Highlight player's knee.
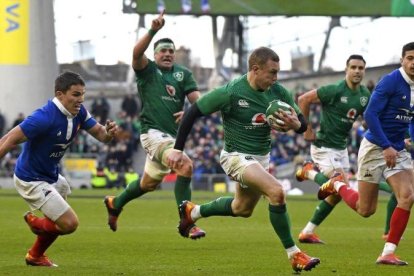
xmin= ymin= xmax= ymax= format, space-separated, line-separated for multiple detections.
xmin=142 ymin=182 xmax=159 ymax=192
xmin=179 ymin=160 xmax=193 ymax=177
xmin=267 ymin=188 xmax=285 ymax=205
xmin=232 ymin=207 xmax=253 ymax=218
xmin=59 ymin=219 xmax=79 ymax=234
xmin=397 ymin=193 xmax=414 ymax=209
xmin=230 ymin=201 xmax=254 ymax=217
xmin=238 ymin=212 xmax=253 ymax=218
xmin=141 ymin=179 xmax=161 ymax=192
xmin=358 ymin=208 xmax=375 ymax=218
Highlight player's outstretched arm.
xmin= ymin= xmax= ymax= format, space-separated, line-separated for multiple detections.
xmin=87 ymin=120 xmax=119 ymax=144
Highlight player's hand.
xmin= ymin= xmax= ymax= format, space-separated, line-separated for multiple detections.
xmin=404 ymin=138 xmax=412 ymax=149
xmin=275 ymin=107 xmax=300 ymax=131
xmin=167 ymin=149 xmax=184 ymax=169
xmin=303 ymin=127 xmax=316 ymax=142
xmin=383 ymin=146 xmax=398 ymax=168
xmin=151 ymin=9 xmax=165 ymax=32
xmin=105 ymin=119 xmax=118 ymax=138
xmin=174 ymin=111 xmax=184 ymax=123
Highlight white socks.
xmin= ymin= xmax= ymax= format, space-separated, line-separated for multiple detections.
xmin=333 ymin=180 xmax=346 ymax=191
xmin=190 ymin=205 xmax=201 ymax=221
xmin=286 ymin=246 xmax=301 ymax=259
xmin=382 ymin=242 xmax=397 ymax=256
xmin=307 ymin=170 xmax=318 ymax=181
xmin=302 ymin=222 xmax=317 ymax=234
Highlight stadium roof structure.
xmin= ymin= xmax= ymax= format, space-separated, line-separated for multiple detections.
xmin=123 ymin=0 xmax=412 ymax=17
xmin=122 ymin=0 xmax=413 ymax=75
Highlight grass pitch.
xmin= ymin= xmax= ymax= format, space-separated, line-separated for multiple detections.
xmin=0 ymin=188 xmax=412 ymax=275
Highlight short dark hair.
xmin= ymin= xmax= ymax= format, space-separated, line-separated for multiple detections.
xmin=402 ymin=42 xmax=414 ymax=57
xmin=346 ymin=54 xmax=366 ymax=66
xmin=248 ymin=47 xmax=279 ymax=71
xmin=153 ymin=38 xmax=175 ymax=50
xmin=55 ymin=71 xmax=85 ymax=93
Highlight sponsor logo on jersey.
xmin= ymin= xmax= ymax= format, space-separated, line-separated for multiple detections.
xmin=50 ymin=142 xmax=72 ymax=158
xmin=395 ymin=108 xmax=414 ymax=121
xmin=346 ymin=108 xmax=357 ymax=120
xmin=49 ymin=151 xmax=66 ymax=158
xmin=54 ymin=142 xmax=71 ymax=150
xmin=395 ymin=115 xmax=413 ymax=121
xmin=399 ymin=107 xmax=414 ymax=115
xmin=161 ymin=96 xmax=181 ymax=102
xmin=238 ymin=99 xmax=249 ymax=108
xmin=173 ymin=72 xmax=184 ymax=81
xmin=165 ymin=85 xmax=176 ymax=96
xmin=395 ymin=114 xmax=413 ymax=121
xmin=360 ymin=96 xmax=368 ymax=106
xmin=340 ymin=96 xmax=348 ymax=103
xmin=244 ymin=156 xmax=254 ymax=161
xmin=251 ymin=113 xmax=267 ymax=126
xmin=57 ymin=131 xmax=61 ymax=137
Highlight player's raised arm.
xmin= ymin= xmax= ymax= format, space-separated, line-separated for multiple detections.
xmin=132 ymin=10 xmax=166 ymax=71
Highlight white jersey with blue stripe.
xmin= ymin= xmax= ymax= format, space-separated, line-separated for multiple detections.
xmin=15 ymin=97 xmax=97 ymax=183
xmin=364 ymin=67 xmax=414 ymax=151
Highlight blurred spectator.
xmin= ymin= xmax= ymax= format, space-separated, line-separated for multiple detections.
xmin=366 ymin=79 xmax=376 ymax=93
xmin=121 ymin=94 xmax=139 ymax=118
xmin=105 ymin=145 xmax=120 ymax=171
xmin=114 ymin=142 xmax=133 ymax=172
xmin=119 ymin=115 xmax=141 ymax=152
xmin=1 ymin=147 xmax=21 ymax=176
xmin=124 ymin=166 xmax=139 ymax=188
xmin=91 ymin=166 xmax=108 ymax=189
xmin=12 ymin=112 xmax=25 ymax=128
xmin=0 ymin=110 xmax=5 ymax=136
xmin=91 ymin=91 xmax=110 ymax=124
xmin=105 ymin=166 xmax=122 ymax=189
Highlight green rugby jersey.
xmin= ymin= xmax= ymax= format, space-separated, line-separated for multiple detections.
xmin=197 ymin=74 xmax=301 ymax=155
xmin=391 ymin=0 xmax=414 ymax=16
xmin=314 ymin=80 xmax=371 ymax=150
xmin=135 ymin=60 xmax=198 ymax=136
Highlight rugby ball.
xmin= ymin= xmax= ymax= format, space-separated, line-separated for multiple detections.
xmin=266 ymin=100 xmax=292 ymax=132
